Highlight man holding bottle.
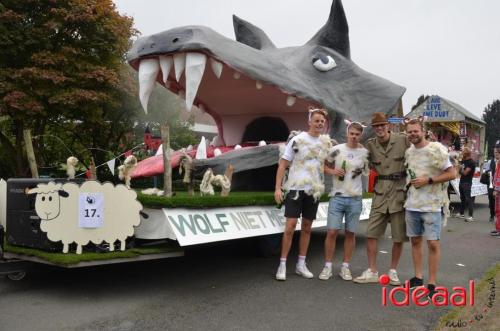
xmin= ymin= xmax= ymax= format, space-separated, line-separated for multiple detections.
xmin=354 ymin=112 xmax=410 ymax=285
xmin=319 ymin=121 xmax=369 ymax=280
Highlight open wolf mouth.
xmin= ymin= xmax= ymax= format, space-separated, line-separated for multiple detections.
xmin=128 ymin=48 xmax=319 ymax=146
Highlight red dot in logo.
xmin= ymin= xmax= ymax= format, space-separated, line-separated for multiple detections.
xmin=379 ymin=274 xmax=390 ymax=286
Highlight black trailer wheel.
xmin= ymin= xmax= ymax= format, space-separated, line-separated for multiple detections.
xmin=7 ymin=271 xmax=26 ymax=281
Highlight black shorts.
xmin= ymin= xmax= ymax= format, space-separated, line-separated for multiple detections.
xmin=284 ymin=190 xmax=320 ymax=220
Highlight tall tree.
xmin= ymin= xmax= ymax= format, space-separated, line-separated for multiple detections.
xmin=482 ymin=99 xmax=500 ymax=157
xmin=411 ymin=94 xmax=429 ymax=111
xmin=0 ymin=0 xmax=137 ymax=177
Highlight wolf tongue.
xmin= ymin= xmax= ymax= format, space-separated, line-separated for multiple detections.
xmin=185 ymin=52 xmax=207 ymax=111
xmin=138 ymin=58 xmax=160 ymax=113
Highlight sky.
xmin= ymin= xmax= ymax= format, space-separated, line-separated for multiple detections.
xmin=113 ymin=0 xmax=500 ymax=119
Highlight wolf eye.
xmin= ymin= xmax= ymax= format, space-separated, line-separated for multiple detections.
xmin=312 ymin=53 xmax=337 ymax=72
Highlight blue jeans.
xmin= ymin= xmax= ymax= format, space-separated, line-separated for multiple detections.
xmin=327 ymin=196 xmax=362 ymax=232
xmin=405 ymin=210 xmax=442 ymax=240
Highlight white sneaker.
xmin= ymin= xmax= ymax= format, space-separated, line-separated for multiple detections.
xmin=339 ymin=265 xmax=353 ymax=281
xmin=353 ymin=268 xmax=379 ymax=284
xmin=465 ymin=216 xmax=475 ymax=222
xmin=318 ymin=266 xmax=333 ymax=280
xmin=276 ymin=264 xmax=286 ymax=281
xmin=388 ymin=269 xmax=401 ymax=286
xmin=295 ymin=264 xmax=314 ymax=279
xmin=454 ymin=213 xmax=465 ymax=219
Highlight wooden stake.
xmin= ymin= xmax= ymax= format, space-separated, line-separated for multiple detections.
xmin=221 ymin=164 xmax=234 ymax=197
xmin=23 ymin=129 xmax=38 ymax=178
xmin=90 ymin=157 xmax=97 ymax=180
xmin=161 ymin=123 xmax=172 ymax=197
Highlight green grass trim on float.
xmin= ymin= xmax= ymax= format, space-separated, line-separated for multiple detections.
xmin=4 ymin=242 xmax=179 ymax=266
xmin=137 ymin=191 xmax=373 ymax=209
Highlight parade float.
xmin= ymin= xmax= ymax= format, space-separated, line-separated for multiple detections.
xmin=1 ymin=0 xmax=404 ymax=280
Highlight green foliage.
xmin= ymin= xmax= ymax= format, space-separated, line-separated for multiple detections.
xmin=411 ymin=94 xmax=429 ymax=111
xmin=0 ymin=0 xmax=139 ymax=178
xmin=482 ymin=99 xmax=500 ymax=157
xmin=4 ymin=241 xmax=181 ymax=266
xmin=137 ymin=191 xmax=373 ymax=209
xmin=132 ymin=83 xmax=198 ymax=152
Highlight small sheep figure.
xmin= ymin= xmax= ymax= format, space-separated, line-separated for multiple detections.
xmin=118 ymin=155 xmax=137 ymax=188
xmin=28 ymin=181 xmax=143 ymax=254
xmin=199 ymin=168 xmax=231 ymax=196
xmin=66 ymin=156 xmax=79 ymax=179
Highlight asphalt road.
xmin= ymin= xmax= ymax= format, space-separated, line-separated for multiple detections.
xmin=0 ymin=195 xmax=498 ymax=331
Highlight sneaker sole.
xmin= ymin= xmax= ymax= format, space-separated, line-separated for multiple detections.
xmin=295 ymin=270 xmax=314 ymax=279
xmin=276 ymin=277 xmax=286 ymax=281
xmin=409 ymin=285 xmax=425 ymax=290
xmin=318 ymin=275 xmax=332 ymax=280
xmin=353 ymin=278 xmax=378 ymax=284
xmin=389 ymin=280 xmax=401 ymax=286
xmin=339 ymin=273 xmax=353 ymax=281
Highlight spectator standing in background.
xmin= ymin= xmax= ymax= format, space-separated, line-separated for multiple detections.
xmin=483 ymin=151 xmax=497 ymax=223
xmin=491 ymin=146 xmax=500 ymax=237
xmin=456 ymin=148 xmax=476 ymax=222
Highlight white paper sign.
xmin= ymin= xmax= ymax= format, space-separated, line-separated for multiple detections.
xmin=450 ymin=179 xmax=460 ymax=197
xmin=165 ymin=199 xmax=372 ymax=246
xmin=450 ymin=178 xmax=487 ymax=197
xmin=471 ymin=177 xmax=488 ymax=197
xmin=78 ymin=192 xmax=104 ymax=228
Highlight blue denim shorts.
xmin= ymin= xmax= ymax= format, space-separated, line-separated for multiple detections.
xmin=327 ymin=196 xmax=362 ymax=232
xmin=405 ymin=210 xmax=442 ymax=240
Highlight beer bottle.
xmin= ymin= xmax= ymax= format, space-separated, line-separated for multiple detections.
xmin=408 ymin=169 xmax=420 ymax=189
xmin=339 ymin=160 xmax=347 ymax=181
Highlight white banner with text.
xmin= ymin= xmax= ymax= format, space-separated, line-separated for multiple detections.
xmin=164 ymin=199 xmax=372 ymax=246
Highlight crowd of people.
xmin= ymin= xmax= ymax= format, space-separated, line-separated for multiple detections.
xmin=273 ymin=108 xmax=500 ymax=300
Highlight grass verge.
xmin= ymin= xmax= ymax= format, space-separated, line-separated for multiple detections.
xmin=435 ymin=264 xmax=499 ymax=330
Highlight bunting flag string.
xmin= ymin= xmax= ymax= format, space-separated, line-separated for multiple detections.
xmin=75 ymin=143 xmax=144 ymax=178
xmin=106 ymin=159 xmax=116 ymax=176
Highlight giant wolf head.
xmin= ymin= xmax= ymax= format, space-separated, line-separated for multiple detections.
xmin=127 ymin=0 xmax=405 ymax=144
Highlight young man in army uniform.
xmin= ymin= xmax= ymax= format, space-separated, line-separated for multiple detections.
xmin=353 ymin=112 xmax=410 ymax=285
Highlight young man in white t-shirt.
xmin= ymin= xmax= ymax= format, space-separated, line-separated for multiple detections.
xmin=319 ymin=121 xmax=369 ymax=280
xmin=404 ymin=118 xmax=456 ymax=299
xmin=274 ymin=108 xmax=332 ymax=281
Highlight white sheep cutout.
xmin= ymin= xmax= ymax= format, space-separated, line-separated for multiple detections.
xmin=66 ymin=156 xmax=78 ymax=179
xmin=199 ymin=168 xmax=231 ymax=196
xmin=28 ymin=181 xmax=143 ymax=254
xmin=118 ymin=155 xmax=137 ymax=188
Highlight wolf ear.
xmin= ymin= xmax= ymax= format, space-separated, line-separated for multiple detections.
xmin=306 ymin=0 xmax=350 ymax=59
xmin=233 ymin=15 xmax=276 ymax=50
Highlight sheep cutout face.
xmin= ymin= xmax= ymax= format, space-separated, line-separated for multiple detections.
xmin=28 ymin=181 xmax=143 ymax=254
